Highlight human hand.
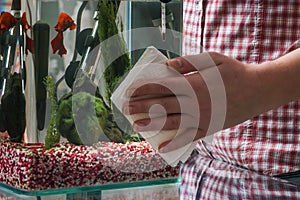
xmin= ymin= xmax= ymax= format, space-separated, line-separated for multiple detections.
xmin=123 ymin=52 xmax=271 ymax=153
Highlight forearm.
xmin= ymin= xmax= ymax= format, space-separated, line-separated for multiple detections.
xmin=254 ymin=48 xmax=300 ymax=112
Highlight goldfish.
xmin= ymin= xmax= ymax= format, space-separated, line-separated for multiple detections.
xmin=0 ymin=12 xmax=17 ymax=34
xmin=54 ymin=12 xmax=76 ymax=32
xmin=51 ymin=12 xmax=76 ymax=56
xmin=21 ymin=12 xmax=33 ymax=54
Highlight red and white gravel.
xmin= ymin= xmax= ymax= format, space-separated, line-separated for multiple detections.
xmin=0 ymin=140 xmax=179 ymax=191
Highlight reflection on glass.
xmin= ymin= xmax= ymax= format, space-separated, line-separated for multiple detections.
xmin=181 ymin=154 xmax=300 ymax=199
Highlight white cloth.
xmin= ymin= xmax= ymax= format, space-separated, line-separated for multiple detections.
xmin=111 ymin=46 xmax=198 ymax=166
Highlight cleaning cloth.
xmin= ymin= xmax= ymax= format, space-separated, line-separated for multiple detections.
xmin=111 ymin=46 xmax=202 ymax=166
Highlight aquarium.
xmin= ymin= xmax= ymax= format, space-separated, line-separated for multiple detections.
xmin=0 ymin=0 xmax=183 ymax=198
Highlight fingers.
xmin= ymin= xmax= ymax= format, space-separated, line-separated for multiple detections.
xmin=133 ymin=113 xmax=199 ymax=132
xmin=127 ymin=82 xmax=173 ymax=98
xmin=167 ymin=52 xmax=223 ymax=74
xmin=123 ymin=96 xmax=179 ymax=115
xmin=123 ymin=95 xmax=194 ymax=115
xmin=166 ymin=56 xmax=196 ymax=74
xmin=158 ymin=128 xmax=205 ymax=153
xmin=126 ymin=52 xmax=221 ymax=98
xmin=127 ymin=76 xmax=193 ymax=98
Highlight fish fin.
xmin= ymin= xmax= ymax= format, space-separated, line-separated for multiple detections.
xmin=51 ymin=32 xmax=66 ymax=56
xmin=25 ymin=34 xmax=34 ymax=54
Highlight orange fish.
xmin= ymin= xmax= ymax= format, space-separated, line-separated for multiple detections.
xmin=0 ymin=12 xmax=17 ymax=34
xmin=54 ymin=12 xmax=76 ymax=32
xmin=51 ymin=12 xmax=76 ymax=56
xmin=21 ymin=12 xmax=33 ymax=54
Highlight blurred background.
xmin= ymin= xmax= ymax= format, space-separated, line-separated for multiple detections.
xmin=0 ymin=0 xmax=12 ymax=12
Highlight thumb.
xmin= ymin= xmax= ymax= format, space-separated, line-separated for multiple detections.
xmin=167 ymin=52 xmax=221 ymax=74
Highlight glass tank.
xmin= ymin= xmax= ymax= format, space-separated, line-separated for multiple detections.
xmin=0 ymin=0 xmax=183 ymax=198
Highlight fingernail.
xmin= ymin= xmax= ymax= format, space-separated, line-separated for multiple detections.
xmin=126 ymin=88 xmax=135 ymax=97
xmin=122 ymin=104 xmax=133 ymax=115
xmin=167 ymin=58 xmax=182 ymax=71
xmin=158 ymin=140 xmax=171 ymax=153
xmin=133 ymin=120 xmax=150 ymax=131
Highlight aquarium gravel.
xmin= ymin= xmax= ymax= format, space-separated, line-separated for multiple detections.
xmin=0 ymin=140 xmax=179 ymax=191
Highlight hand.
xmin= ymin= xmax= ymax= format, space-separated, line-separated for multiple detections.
xmin=123 ymin=52 xmax=285 ymax=152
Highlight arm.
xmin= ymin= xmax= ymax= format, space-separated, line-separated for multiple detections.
xmin=123 ymin=49 xmax=300 ymax=152
xmin=254 ymin=48 xmax=300 ymax=110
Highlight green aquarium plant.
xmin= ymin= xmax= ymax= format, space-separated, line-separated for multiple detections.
xmin=98 ymin=0 xmax=131 ymax=105
xmin=56 ymin=91 xmax=139 ymax=145
xmin=44 ymin=75 xmax=60 ymax=150
xmin=56 ymin=91 xmax=120 ymax=145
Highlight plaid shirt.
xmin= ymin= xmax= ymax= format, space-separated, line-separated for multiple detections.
xmin=181 ymin=0 xmax=300 ymax=199
xmin=180 ymin=154 xmax=300 ymax=199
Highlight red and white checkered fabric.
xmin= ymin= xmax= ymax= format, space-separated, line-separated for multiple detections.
xmin=182 ymin=0 xmax=300 ymax=184
xmin=180 ymin=154 xmax=300 ymax=200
